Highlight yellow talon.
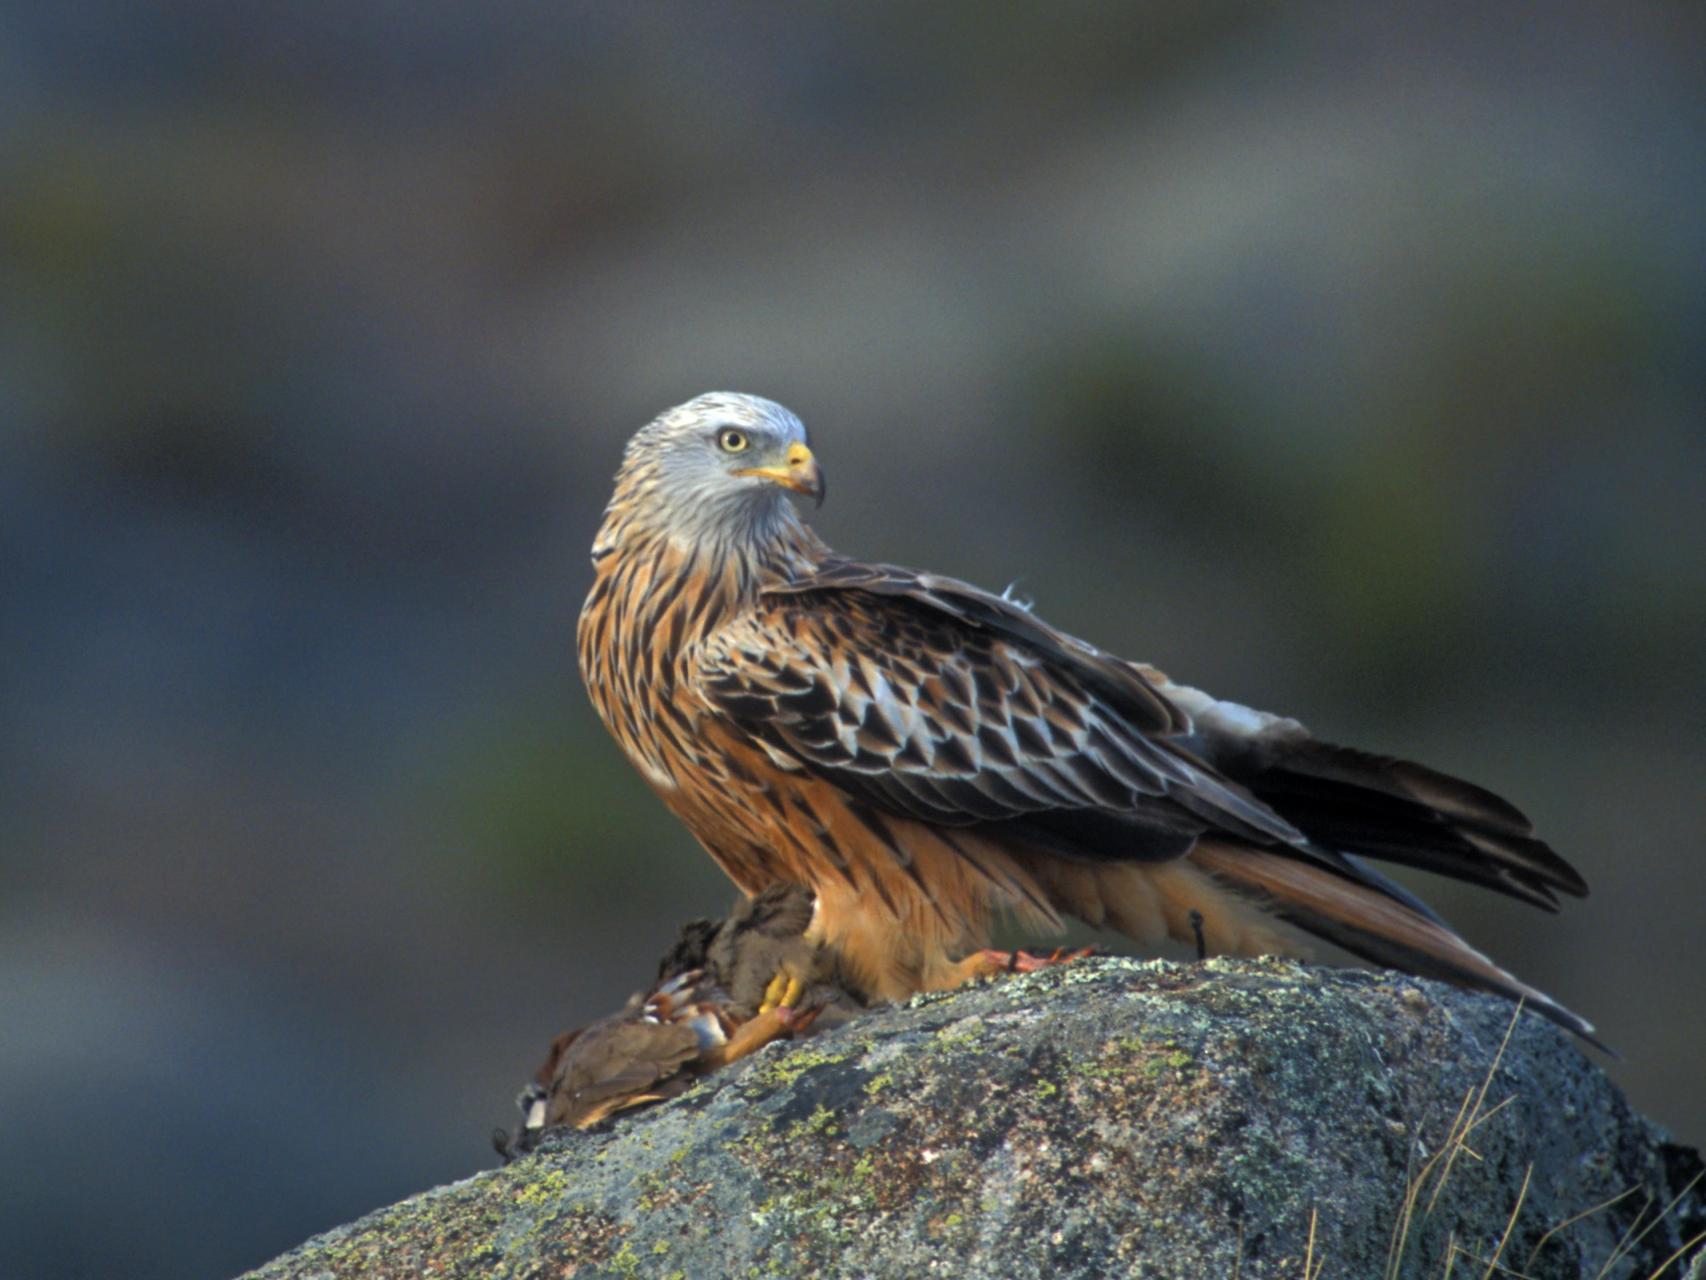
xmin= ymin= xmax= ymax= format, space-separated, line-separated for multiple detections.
xmin=758 ymin=972 xmax=804 ymax=1014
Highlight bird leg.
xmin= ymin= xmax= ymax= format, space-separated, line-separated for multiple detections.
xmin=949 ymin=945 xmax=1097 ymax=986
xmin=758 ymin=970 xmax=806 ymax=1014
xmin=708 ymin=949 xmax=825 ymax=1069
xmin=700 ymin=1004 xmax=819 ymax=1070
xmin=1188 ymin=909 xmax=1208 ymax=962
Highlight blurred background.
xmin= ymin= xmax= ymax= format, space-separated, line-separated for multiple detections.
xmin=3 ymin=2 xmax=1703 ymax=1276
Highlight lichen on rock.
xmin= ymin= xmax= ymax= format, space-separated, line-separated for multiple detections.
xmin=244 ymin=957 xmax=1705 ymax=1279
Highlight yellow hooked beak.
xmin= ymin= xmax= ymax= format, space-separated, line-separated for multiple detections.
xmin=734 ymin=441 xmax=826 ymax=507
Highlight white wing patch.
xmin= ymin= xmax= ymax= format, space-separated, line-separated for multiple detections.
xmin=1137 ymin=665 xmax=1307 ymax=743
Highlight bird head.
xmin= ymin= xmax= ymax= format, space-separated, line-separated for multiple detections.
xmin=602 ymin=393 xmax=826 ymax=553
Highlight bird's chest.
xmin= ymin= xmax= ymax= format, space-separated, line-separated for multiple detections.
xmin=578 ymin=563 xmax=729 ymax=794
xmin=663 ymin=744 xmax=785 ymax=847
xmin=600 ymin=711 xmax=805 ymax=897
xmin=586 ymin=648 xmax=708 ymax=794
xmin=578 ymin=552 xmax=811 ymax=887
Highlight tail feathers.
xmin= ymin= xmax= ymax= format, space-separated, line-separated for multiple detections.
xmin=1242 ymin=742 xmax=1588 ymax=911
xmin=1190 ymin=841 xmax=1603 ymax=1048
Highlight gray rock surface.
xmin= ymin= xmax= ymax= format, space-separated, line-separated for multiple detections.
xmin=245 ymin=957 xmax=1703 ymax=1279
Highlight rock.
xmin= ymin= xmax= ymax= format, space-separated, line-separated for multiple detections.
xmin=243 ymin=957 xmax=1704 ymax=1279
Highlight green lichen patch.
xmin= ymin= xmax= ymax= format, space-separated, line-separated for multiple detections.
xmin=748 ymin=1041 xmax=854 ymax=1089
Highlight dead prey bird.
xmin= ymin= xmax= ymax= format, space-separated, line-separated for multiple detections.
xmin=496 ymin=884 xmax=863 ymax=1158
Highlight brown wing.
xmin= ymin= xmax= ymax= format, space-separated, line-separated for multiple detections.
xmin=697 ymin=557 xmax=1384 ymax=886
xmin=693 ymin=557 xmax=1598 ymax=1040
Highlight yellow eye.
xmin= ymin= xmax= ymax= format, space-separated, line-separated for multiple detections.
xmin=718 ymin=428 xmax=750 ymax=453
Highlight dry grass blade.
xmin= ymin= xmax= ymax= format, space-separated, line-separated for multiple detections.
xmin=1644 ymin=1223 xmax=1706 ymax=1279
xmin=1443 ymin=1243 xmax=1537 ymax=1279
xmin=1388 ymin=1088 xmax=1475 ymax=1276
xmin=1387 ymin=1005 xmax=1526 ymax=1280
xmin=1427 ymin=1006 xmax=1523 ymax=1216
xmin=1303 ymin=1206 xmax=1323 ymax=1280
xmin=1598 ymin=1169 xmax=1706 ymax=1279
xmin=1480 ymin=1163 xmax=1533 ymax=1279
xmin=1597 ymin=1195 xmax=1656 ymax=1280
xmin=1522 ymin=1184 xmax=1640 ymax=1271
xmin=1298 ymin=997 xmax=1694 ymax=1280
